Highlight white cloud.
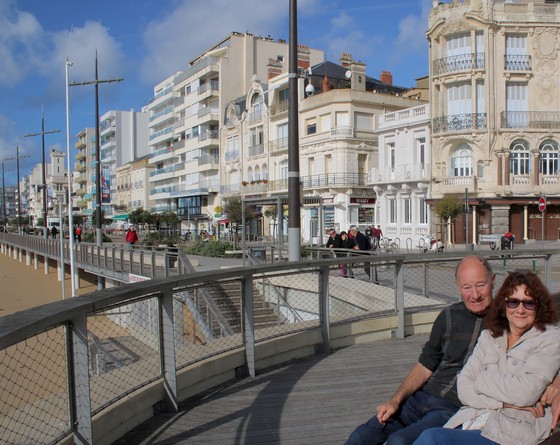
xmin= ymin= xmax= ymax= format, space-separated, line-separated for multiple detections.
xmin=391 ymin=0 xmax=431 ymax=64
xmin=139 ymin=0 xmax=320 ymax=85
xmin=0 ymin=0 xmax=45 ymax=87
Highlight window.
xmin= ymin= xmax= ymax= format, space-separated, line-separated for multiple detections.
xmin=417 ymin=137 xmax=426 ymax=168
xmin=278 ymin=88 xmax=289 ymax=103
xmin=185 ymin=84 xmax=191 ymax=95
xmin=506 ymin=83 xmax=528 ymax=127
xmin=419 ymin=198 xmax=428 ymax=224
xmin=448 ymin=82 xmax=472 ymax=116
xmin=280 ymin=160 xmax=288 ymax=180
xmin=388 ymin=142 xmax=396 ymax=169
xmin=335 ymin=111 xmax=349 ymax=128
xmin=510 ymin=139 xmax=530 ymax=175
xmin=505 ymin=35 xmax=529 ymax=70
xmin=539 ymin=140 xmax=559 ymax=176
xmin=477 ymin=160 xmax=485 ymax=178
xmin=404 ymin=198 xmax=412 ymax=224
xmin=450 ymin=144 xmax=473 ymax=176
xmin=250 ymin=126 xmax=263 ymax=146
xmin=389 ymin=199 xmax=397 ymax=224
xmin=306 ymin=118 xmax=317 ymax=135
xmin=447 ymin=33 xmax=471 ymax=58
xmin=355 ymin=112 xmax=373 ymax=131
xmin=320 ymin=114 xmax=331 ymax=132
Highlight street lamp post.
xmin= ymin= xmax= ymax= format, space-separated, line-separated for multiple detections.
xmin=65 ymin=59 xmax=77 ymax=297
xmin=288 ymin=0 xmax=302 ymax=261
xmin=69 ymin=51 xmax=123 ymax=290
xmin=1 ymin=162 xmax=13 ymax=227
xmin=24 ymin=109 xmax=61 ymax=238
xmin=69 ymin=51 xmax=123 ymax=249
xmin=4 ymin=145 xmax=30 ymax=234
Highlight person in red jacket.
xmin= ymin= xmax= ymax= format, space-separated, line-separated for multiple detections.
xmin=125 ymin=226 xmax=138 ymax=248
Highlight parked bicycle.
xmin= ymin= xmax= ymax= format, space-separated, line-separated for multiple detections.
xmin=379 ymin=236 xmax=399 ymax=253
xmin=418 ymin=234 xmax=444 ymax=253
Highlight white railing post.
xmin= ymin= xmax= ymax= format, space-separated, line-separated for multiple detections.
xmin=319 ymin=265 xmax=330 ymax=353
xmin=242 ymin=275 xmax=255 ymax=377
xmin=160 ymin=290 xmax=178 ymax=412
xmin=395 ymin=260 xmax=405 ymax=339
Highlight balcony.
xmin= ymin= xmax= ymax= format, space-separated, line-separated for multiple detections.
xmin=371 ymin=164 xmax=430 ymax=184
xmin=197 ymin=107 xmax=219 ymax=123
xmin=432 ymin=53 xmax=485 ymax=76
xmin=247 ymin=110 xmax=263 ymax=124
xmin=198 ymin=155 xmax=219 ymax=170
xmin=504 ymin=54 xmax=532 ymax=71
xmin=197 ymin=80 xmax=219 ymax=96
xmin=301 ymin=173 xmax=368 ymax=189
xmin=500 ymin=111 xmax=560 ymax=129
xmin=248 ymin=143 xmax=264 ymax=157
xmin=225 ymin=151 xmax=240 ymax=162
xmin=330 ymin=126 xmax=354 ymax=139
xmin=198 ymin=129 xmax=219 ymax=144
xmin=269 ymin=137 xmax=288 ymax=153
xmin=270 ymin=100 xmax=289 ymax=116
xmin=432 ymin=113 xmax=487 ymax=134
xmin=75 ymin=151 xmax=86 ymax=161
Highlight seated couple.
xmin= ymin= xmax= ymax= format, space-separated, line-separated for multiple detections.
xmin=345 ymin=256 xmax=560 ymax=445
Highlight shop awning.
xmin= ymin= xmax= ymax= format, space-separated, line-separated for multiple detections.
xmin=112 ymin=214 xmax=129 ymax=221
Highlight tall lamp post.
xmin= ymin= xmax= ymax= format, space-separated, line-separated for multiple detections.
xmin=25 ymin=109 xmax=61 ymax=238
xmin=288 ymin=0 xmax=302 ymax=261
xmin=1 ymin=162 xmax=13 ymax=227
xmin=70 ymin=51 xmax=123 ymax=290
xmin=4 ymin=144 xmax=30 ymax=234
xmin=65 ymin=59 xmax=77 ymax=297
xmin=69 ymin=51 xmax=123 ymax=248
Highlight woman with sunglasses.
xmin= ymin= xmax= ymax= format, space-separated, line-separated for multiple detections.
xmin=414 ymin=270 xmax=560 ymax=445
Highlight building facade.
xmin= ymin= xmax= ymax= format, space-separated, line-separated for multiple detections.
xmin=428 ymin=0 xmax=560 ymax=243
xmin=374 ymin=104 xmax=431 ymax=248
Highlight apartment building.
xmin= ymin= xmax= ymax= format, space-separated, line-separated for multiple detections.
xmin=428 ymin=0 xmax=560 ymax=243
xmin=374 ymin=104 xmax=431 ymax=247
xmin=146 ymin=32 xmax=324 ymax=234
xmin=115 ymin=155 xmax=154 ymax=217
xmin=98 ymin=110 xmax=150 ymax=218
xmin=74 ymin=128 xmax=96 ymax=217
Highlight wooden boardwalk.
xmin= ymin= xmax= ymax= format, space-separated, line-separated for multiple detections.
xmin=114 ymin=334 xmax=428 ymax=445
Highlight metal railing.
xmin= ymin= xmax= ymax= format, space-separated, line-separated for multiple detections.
xmin=432 ymin=113 xmax=487 ymax=133
xmin=432 ymin=52 xmax=485 ymax=76
xmin=0 ymin=235 xmax=557 ymax=445
xmin=500 ymin=111 xmax=560 ymax=129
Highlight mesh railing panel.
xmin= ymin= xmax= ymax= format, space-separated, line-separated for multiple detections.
xmin=0 ymin=326 xmax=70 ymax=445
xmin=88 ymin=298 xmax=162 ymax=414
xmin=174 ymin=279 xmax=244 ymax=368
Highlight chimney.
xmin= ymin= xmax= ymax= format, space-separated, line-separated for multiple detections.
xmin=339 ymin=52 xmax=353 ymax=68
xmin=267 ymin=58 xmax=283 ymax=80
xmin=350 ymin=61 xmax=367 ymax=92
xmin=322 ymin=74 xmax=331 ymax=93
xmin=381 ymin=70 xmax=393 ymax=85
xmin=297 ymin=44 xmax=310 ymax=70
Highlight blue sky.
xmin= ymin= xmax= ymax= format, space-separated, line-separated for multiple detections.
xmin=0 ymin=0 xmax=431 ymax=185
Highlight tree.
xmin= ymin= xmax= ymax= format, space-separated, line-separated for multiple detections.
xmin=158 ymin=211 xmax=180 ymax=227
xmin=223 ymin=197 xmax=257 ymax=249
xmin=435 ymin=195 xmax=463 ymax=222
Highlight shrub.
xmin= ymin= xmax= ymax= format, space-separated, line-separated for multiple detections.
xmin=83 ymin=232 xmax=112 ymax=243
xmin=181 ymin=240 xmax=233 ymax=257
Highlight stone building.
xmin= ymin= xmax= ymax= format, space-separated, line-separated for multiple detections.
xmin=427 ymin=0 xmax=560 ymax=243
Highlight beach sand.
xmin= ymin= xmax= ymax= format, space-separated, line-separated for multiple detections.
xmin=0 ymin=251 xmax=97 ymax=317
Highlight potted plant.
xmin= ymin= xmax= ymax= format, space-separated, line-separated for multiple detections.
xmin=242 ymin=181 xmax=248 ymax=186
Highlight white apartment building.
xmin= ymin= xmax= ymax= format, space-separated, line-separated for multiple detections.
xmin=428 ymin=0 xmax=560 ymax=243
xmin=146 ymin=32 xmax=324 ymax=234
xmin=74 ymin=128 xmax=96 ymax=217
xmin=98 ymin=110 xmax=150 ymax=218
xmin=374 ymin=104 xmax=431 ymax=248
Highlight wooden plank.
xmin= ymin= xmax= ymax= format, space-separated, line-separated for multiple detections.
xmin=113 ymin=334 xmax=428 ymax=445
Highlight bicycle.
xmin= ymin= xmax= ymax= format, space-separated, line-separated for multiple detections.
xmin=379 ymin=236 xmax=399 ymax=253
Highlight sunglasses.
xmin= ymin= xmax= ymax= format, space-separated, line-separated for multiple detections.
xmin=505 ymin=298 xmax=538 ymax=311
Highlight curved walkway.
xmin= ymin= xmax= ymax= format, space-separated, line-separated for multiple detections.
xmin=114 ymin=334 xmax=428 ymax=445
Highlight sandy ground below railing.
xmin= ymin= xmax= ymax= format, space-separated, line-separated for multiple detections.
xmin=0 ymin=252 xmax=97 ymax=317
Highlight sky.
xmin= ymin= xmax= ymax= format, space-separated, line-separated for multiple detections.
xmin=0 ymin=0 xmax=432 ymax=185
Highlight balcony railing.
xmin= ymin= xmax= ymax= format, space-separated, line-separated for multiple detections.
xmin=432 ymin=113 xmax=487 ymax=133
xmin=197 ymin=80 xmax=219 ymax=95
xmin=225 ymin=151 xmax=240 ymax=162
xmin=248 ymin=110 xmax=263 ymax=123
xmin=500 ymin=111 xmax=560 ymax=129
xmin=249 ymin=143 xmax=265 ymax=157
xmin=330 ymin=126 xmax=354 ymax=138
xmin=269 ymin=137 xmax=288 ymax=153
xmin=504 ymin=54 xmax=532 ymax=71
xmin=198 ymin=129 xmax=219 ymax=142
xmin=432 ymin=53 xmax=485 ymax=76
xmin=198 ymin=155 xmax=219 ymax=167
xmin=270 ymin=100 xmax=289 ymax=115
xmin=301 ymin=173 xmax=368 ymax=188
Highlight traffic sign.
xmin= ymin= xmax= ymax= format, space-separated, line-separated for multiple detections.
xmin=538 ymin=196 xmax=547 ymax=212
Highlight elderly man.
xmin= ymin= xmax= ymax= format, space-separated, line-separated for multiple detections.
xmin=345 ymin=255 xmax=496 ymax=445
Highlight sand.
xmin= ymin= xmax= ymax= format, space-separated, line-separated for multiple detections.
xmin=0 ymin=251 xmax=97 ymax=317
